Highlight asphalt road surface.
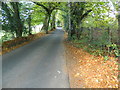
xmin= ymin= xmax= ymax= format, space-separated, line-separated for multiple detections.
xmin=2 ymin=28 xmax=70 ymax=88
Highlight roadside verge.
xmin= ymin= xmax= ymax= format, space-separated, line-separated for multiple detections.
xmin=64 ymin=33 xmax=118 ymax=88
xmin=1 ymin=28 xmax=55 ymax=55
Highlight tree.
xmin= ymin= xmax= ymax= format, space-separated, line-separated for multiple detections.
xmin=68 ymin=2 xmax=92 ymax=39
xmin=28 ymin=14 xmax=32 ymax=35
xmin=117 ymin=2 xmax=120 ymax=46
xmin=50 ymin=10 xmax=57 ymax=29
xmin=2 ymin=2 xmax=23 ymax=37
xmin=33 ymin=2 xmax=61 ymax=34
xmin=10 ymin=2 xmax=23 ymax=37
xmin=2 ymin=2 xmax=16 ymax=34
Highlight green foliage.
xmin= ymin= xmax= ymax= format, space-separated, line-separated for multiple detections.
xmin=104 ymin=56 xmax=109 ymax=61
xmin=31 ymin=5 xmax=45 ymax=26
xmin=66 ymin=1 xmax=119 ymax=57
xmin=1 ymin=1 xmax=119 ymax=59
xmin=107 ymin=43 xmax=120 ymax=57
xmin=2 ymin=32 xmax=14 ymax=42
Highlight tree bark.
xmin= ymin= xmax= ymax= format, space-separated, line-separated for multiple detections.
xmin=118 ymin=12 xmax=120 ymax=46
xmin=117 ymin=4 xmax=120 ymax=64
xmin=51 ymin=12 xmax=56 ymax=29
xmin=28 ymin=14 xmax=32 ymax=35
xmin=11 ymin=2 xmax=23 ymax=37
xmin=45 ymin=14 xmax=51 ymax=34
xmin=68 ymin=2 xmax=92 ymax=40
xmin=41 ymin=15 xmax=48 ymax=31
xmin=2 ymin=3 xmax=17 ymax=33
xmin=41 ymin=14 xmax=51 ymax=34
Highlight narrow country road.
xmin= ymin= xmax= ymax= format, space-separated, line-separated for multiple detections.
xmin=2 ymin=28 xmax=70 ymax=88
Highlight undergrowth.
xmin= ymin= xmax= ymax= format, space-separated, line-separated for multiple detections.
xmin=70 ymin=35 xmax=120 ymax=59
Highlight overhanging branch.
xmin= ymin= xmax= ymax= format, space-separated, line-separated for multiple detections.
xmin=81 ymin=9 xmax=92 ymax=20
xmin=33 ymin=2 xmax=49 ymax=13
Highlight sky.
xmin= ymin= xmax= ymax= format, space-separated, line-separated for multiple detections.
xmin=107 ymin=0 xmax=117 ymax=18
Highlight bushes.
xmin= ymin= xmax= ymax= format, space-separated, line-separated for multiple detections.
xmin=70 ymin=27 xmax=120 ymax=57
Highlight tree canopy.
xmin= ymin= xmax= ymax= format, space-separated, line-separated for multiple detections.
xmin=1 ymin=1 xmax=119 ymax=51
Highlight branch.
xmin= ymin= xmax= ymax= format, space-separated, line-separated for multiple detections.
xmin=2 ymin=2 xmax=13 ymax=19
xmin=2 ymin=2 xmax=14 ymax=15
xmin=33 ymin=2 xmax=49 ymax=13
xmin=51 ymin=2 xmax=61 ymax=12
xmin=81 ymin=9 xmax=92 ymax=20
xmin=2 ymin=2 xmax=16 ymax=29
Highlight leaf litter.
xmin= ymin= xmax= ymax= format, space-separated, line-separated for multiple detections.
xmin=64 ymin=41 xmax=119 ymax=88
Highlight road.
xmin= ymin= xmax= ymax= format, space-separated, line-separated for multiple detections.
xmin=2 ymin=28 xmax=70 ymax=88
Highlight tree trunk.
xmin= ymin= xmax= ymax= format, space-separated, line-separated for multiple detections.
xmin=118 ymin=5 xmax=120 ymax=64
xmin=118 ymin=12 xmax=120 ymax=46
xmin=11 ymin=2 xmax=23 ymax=37
xmin=68 ymin=2 xmax=91 ymax=40
xmin=45 ymin=14 xmax=51 ymax=34
xmin=41 ymin=14 xmax=51 ymax=34
xmin=41 ymin=15 xmax=48 ymax=31
xmin=68 ymin=2 xmax=76 ymax=40
xmin=108 ymin=27 xmax=112 ymax=43
xmin=51 ymin=12 xmax=56 ymax=29
xmin=28 ymin=14 xmax=32 ymax=35
xmin=2 ymin=3 xmax=17 ymax=34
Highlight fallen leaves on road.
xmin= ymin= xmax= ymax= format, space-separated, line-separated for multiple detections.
xmin=65 ymin=42 xmax=119 ymax=88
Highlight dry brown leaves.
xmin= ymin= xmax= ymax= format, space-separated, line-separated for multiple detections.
xmin=65 ymin=42 xmax=119 ymax=88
